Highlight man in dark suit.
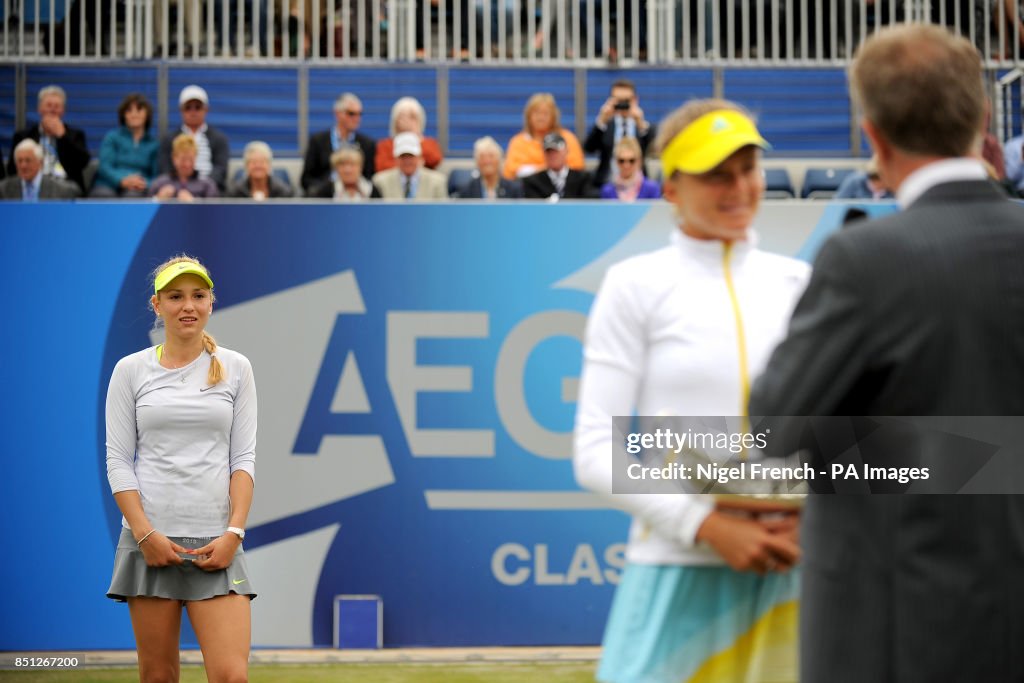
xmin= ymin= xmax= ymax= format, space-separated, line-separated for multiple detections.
xmin=523 ymin=133 xmax=594 ymax=200
xmin=159 ymin=85 xmax=231 ymax=192
xmin=301 ymin=92 xmax=376 ymax=193
xmin=1 ymin=139 xmax=81 ymax=199
xmin=749 ymin=24 xmax=1024 ymax=682
xmin=7 ymin=85 xmax=90 ymax=193
xmin=582 ymin=79 xmax=655 ymax=188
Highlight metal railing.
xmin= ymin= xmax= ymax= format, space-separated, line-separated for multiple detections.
xmin=3 ymin=0 xmax=1024 ymax=65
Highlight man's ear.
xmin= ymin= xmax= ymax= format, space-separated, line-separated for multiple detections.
xmin=861 ymin=119 xmax=890 ymax=167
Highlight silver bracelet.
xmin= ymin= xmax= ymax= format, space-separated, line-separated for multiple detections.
xmin=137 ymin=529 xmax=157 ymax=547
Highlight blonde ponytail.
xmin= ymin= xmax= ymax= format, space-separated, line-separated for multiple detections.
xmin=203 ymin=332 xmax=225 ymax=386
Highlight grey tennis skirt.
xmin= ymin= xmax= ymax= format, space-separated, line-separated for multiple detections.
xmin=107 ymin=528 xmax=257 ymax=602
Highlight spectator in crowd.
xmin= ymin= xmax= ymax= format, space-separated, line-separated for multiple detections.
xmin=584 ymin=79 xmax=655 ymax=188
xmin=600 ymin=137 xmax=660 ymax=200
xmin=456 ymin=136 xmax=523 ymax=199
xmin=375 ymin=97 xmax=444 ymax=172
xmin=1 ymin=139 xmax=81 ymax=200
xmin=1 ymin=146 xmax=6 ymax=179
xmin=373 ymin=132 xmax=448 ymax=200
xmin=91 ymin=93 xmax=160 ymax=199
xmin=302 ymin=92 xmax=376 ymax=192
xmin=415 ymin=0 xmax=471 ymax=59
xmin=579 ymin=0 xmax=648 ymax=61
xmin=1004 ymin=129 xmax=1024 ymax=195
xmin=7 ymin=85 xmax=91 ymax=193
xmin=311 ymin=147 xmax=382 ymax=200
xmin=215 ymin=0 xmax=269 ymax=56
xmin=834 ymin=156 xmax=893 ymax=199
xmin=996 ymin=0 xmax=1024 ymax=57
xmin=228 ymin=142 xmax=295 ymax=199
xmin=150 ymin=134 xmax=219 ymax=201
xmin=504 ymin=93 xmax=585 ymax=179
xmin=523 ymin=132 xmax=594 ymax=199
xmin=474 ymin=0 xmax=516 ymax=56
xmin=159 ymin=85 xmax=230 ymax=192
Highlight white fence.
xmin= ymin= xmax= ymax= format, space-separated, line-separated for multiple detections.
xmin=6 ymin=0 xmax=1024 ymax=64
xmin=3 ymin=0 xmax=1024 ymax=65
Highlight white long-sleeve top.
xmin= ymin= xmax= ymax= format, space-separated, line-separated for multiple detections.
xmin=106 ymin=345 xmax=257 ymax=537
xmin=574 ymin=229 xmax=810 ymax=565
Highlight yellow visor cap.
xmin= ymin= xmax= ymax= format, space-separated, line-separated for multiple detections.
xmin=661 ymin=109 xmax=770 ymax=177
xmin=154 ymin=262 xmax=215 ymax=293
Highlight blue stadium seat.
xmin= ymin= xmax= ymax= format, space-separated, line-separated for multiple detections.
xmin=763 ymin=168 xmax=794 ymax=198
xmin=801 ymin=167 xmax=856 ymax=199
xmin=448 ymin=168 xmax=477 ymax=197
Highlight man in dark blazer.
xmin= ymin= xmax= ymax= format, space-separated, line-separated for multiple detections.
xmin=1 ymin=139 xmax=81 ymax=199
xmin=301 ymin=92 xmax=376 ymax=193
xmin=159 ymin=85 xmax=231 ymax=192
xmin=582 ymin=79 xmax=655 ymax=188
xmin=750 ymin=24 xmax=1024 ymax=682
xmin=7 ymin=85 xmax=90 ymax=193
xmin=523 ymin=133 xmax=595 ymax=200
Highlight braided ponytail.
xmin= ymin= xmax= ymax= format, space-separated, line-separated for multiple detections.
xmin=203 ymin=331 xmax=225 ymax=386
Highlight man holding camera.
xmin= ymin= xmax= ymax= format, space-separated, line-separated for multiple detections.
xmin=583 ymin=79 xmax=656 ymax=188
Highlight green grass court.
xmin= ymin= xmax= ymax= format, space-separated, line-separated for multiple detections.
xmin=0 ymin=662 xmax=598 ymax=682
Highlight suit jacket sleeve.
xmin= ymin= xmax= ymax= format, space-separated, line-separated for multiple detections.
xmin=426 ymin=171 xmax=448 ymax=199
xmin=56 ymin=126 xmax=90 ymax=188
xmin=208 ymin=127 xmax=230 ymax=190
xmin=301 ymin=133 xmax=327 ymax=191
xmin=360 ymin=134 xmax=377 ymax=178
xmin=583 ymin=123 xmax=607 ymax=154
xmin=158 ymin=133 xmax=174 ymax=176
xmin=749 ymin=234 xmax=870 ymax=428
xmin=522 ymin=173 xmax=550 ymax=199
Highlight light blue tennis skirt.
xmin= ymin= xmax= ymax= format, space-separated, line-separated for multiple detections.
xmin=597 ymin=563 xmax=799 ymax=683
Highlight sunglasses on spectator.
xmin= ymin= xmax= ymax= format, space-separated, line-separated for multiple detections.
xmin=617 ymin=157 xmax=638 ymax=164
xmin=345 ymin=110 xmax=363 ymax=116
xmin=182 ymin=102 xmax=205 ymax=111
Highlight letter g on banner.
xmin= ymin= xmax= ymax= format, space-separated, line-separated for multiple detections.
xmin=495 ymin=311 xmax=587 ymax=459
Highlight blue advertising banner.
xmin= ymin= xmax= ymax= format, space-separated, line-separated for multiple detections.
xmin=0 ymin=200 xmax=893 ymax=650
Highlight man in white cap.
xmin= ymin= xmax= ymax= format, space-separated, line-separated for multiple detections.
xmin=159 ymin=85 xmax=230 ymax=192
xmin=372 ymin=132 xmax=447 ymax=200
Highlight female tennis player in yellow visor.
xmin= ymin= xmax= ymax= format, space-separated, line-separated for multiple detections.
xmin=574 ymin=99 xmax=810 ymax=683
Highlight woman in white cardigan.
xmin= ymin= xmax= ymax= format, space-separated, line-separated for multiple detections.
xmin=574 ymin=99 xmax=810 ymax=683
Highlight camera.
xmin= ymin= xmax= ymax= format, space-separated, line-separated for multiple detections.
xmin=614 ymin=100 xmax=631 ymax=111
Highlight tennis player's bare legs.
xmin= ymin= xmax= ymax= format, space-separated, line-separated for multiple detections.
xmin=187 ymin=593 xmax=251 ymax=683
xmin=128 ymin=596 xmax=183 ymax=683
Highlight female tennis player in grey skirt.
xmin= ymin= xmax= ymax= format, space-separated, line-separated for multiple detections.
xmin=105 ymin=254 xmax=257 ymax=683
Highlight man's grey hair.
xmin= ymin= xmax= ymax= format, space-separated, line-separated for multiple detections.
xmin=38 ymin=85 xmax=67 ymax=107
xmin=333 ymin=93 xmax=362 ymax=112
xmin=473 ymin=136 xmax=504 ymax=164
xmin=15 ymin=138 xmax=44 ymax=160
xmin=243 ymin=140 xmax=274 ymax=165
